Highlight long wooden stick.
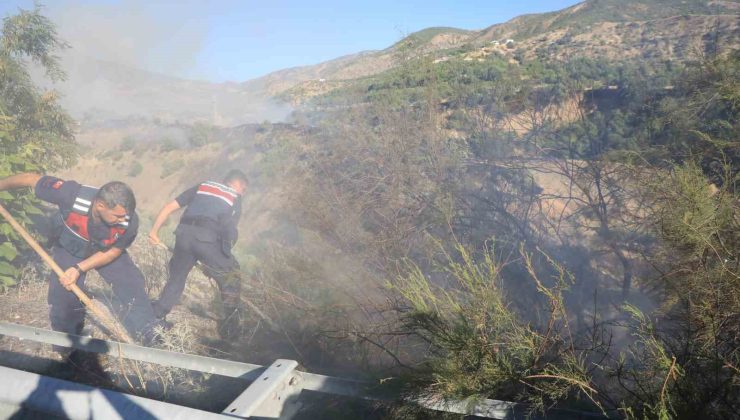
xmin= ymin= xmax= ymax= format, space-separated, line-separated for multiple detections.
xmin=0 ymin=203 xmax=133 ymax=343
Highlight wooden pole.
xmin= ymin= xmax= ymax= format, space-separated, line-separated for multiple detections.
xmin=0 ymin=203 xmax=133 ymax=343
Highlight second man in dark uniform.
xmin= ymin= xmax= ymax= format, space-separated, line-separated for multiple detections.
xmin=148 ymin=170 xmax=248 ymax=338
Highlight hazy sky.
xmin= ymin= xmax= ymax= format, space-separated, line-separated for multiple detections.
xmin=1 ymin=1 xmax=580 ymax=82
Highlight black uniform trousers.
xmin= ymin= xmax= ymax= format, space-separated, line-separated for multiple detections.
xmin=49 ymin=246 xmax=160 ymax=345
xmin=152 ymin=225 xmax=241 ymax=336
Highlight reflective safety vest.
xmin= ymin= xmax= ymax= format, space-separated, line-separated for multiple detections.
xmin=55 ymin=185 xmax=129 ymax=258
xmin=180 ymin=181 xmax=239 ymax=226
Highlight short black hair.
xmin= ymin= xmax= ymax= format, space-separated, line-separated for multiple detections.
xmin=96 ymin=181 xmax=136 ymax=214
xmin=223 ymin=169 xmax=249 ymax=186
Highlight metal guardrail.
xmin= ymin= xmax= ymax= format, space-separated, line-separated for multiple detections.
xmin=0 ymin=322 xmax=266 ymax=380
xmin=0 ymin=321 xmax=594 ymax=419
xmin=0 ymin=365 xmax=231 ymax=419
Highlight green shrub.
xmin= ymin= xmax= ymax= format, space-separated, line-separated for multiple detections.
xmin=119 ymin=136 xmax=136 ymax=151
xmin=188 ymin=123 xmax=216 ymax=148
xmin=160 ymin=158 xmax=183 ymax=178
xmin=100 ymin=149 xmax=123 ymax=160
xmin=127 ymin=161 xmax=143 ymax=177
xmin=391 ymin=243 xmax=599 ymax=414
xmin=160 ymin=137 xmax=178 ymax=152
xmin=0 ymin=6 xmax=76 ymax=290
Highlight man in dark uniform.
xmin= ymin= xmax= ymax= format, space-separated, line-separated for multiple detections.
xmin=148 ymin=169 xmax=248 ymax=338
xmin=0 ymin=172 xmax=161 ymax=347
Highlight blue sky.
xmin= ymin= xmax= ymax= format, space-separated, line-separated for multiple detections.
xmin=1 ymin=1 xmax=580 ymax=82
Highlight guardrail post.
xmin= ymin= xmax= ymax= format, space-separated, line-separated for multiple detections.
xmin=222 ymin=359 xmax=302 ymax=419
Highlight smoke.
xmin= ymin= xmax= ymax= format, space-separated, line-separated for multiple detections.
xmin=28 ymin=1 xmax=292 ymax=125
xmin=47 ymin=0 xmax=206 ymax=78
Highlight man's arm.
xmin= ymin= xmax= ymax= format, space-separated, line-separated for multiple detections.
xmin=0 ymin=173 xmax=42 ymax=191
xmin=148 ymin=200 xmax=181 ymax=245
xmin=220 ymin=198 xmax=243 ymax=255
xmin=58 ymin=248 xmax=124 ymax=289
xmin=79 ymin=248 xmax=123 ymax=272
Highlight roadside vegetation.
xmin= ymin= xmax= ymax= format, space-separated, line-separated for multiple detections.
xmin=269 ymin=43 xmax=739 ymax=418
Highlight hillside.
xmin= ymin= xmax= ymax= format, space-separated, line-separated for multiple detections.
xmin=56 ymin=0 xmax=740 ymax=240
xmin=276 ymin=0 xmax=740 ymax=102
xmin=475 ymin=0 xmax=740 ymax=41
xmin=42 ymin=0 xmax=739 ymax=123
xmin=512 ymin=14 xmax=739 ymax=62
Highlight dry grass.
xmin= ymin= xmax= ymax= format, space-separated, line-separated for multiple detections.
xmin=97 ymin=322 xmax=209 ymax=399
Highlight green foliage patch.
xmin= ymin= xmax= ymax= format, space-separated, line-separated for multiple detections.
xmin=0 ymin=6 xmax=76 ymax=290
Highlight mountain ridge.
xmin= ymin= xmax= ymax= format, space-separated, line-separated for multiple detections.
xmin=42 ymin=0 xmax=739 ymax=125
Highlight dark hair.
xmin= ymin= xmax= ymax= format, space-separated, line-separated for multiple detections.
xmin=223 ymin=169 xmax=249 ymax=187
xmin=96 ymin=181 xmax=136 ymax=214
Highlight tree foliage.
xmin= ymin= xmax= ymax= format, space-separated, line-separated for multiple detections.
xmin=0 ymin=7 xmax=76 ymax=289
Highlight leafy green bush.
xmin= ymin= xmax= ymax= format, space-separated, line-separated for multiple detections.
xmin=391 ymin=243 xmax=600 ymax=415
xmin=188 ymin=123 xmax=216 ymax=148
xmin=613 ymin=305 xmax=685 ymax=420
xmin=0 ymin=7 xmax=75 ymax=290
xmin=159 ymin=137 xmax=178 ymax=152
xmin=100 ymin=149 xmax=123 ymax=160
xmin=160 ymin=158 xmax=183 ymax=178
xmin=119 ymin=135 xmax=136 ymax=151
xmin=127 ymin=161 xmax=143 ymax=177
xmin=656 ymin=163 xmax=734 ymax=254
xmin=632 ymin=158 xmax=740 ymax=419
